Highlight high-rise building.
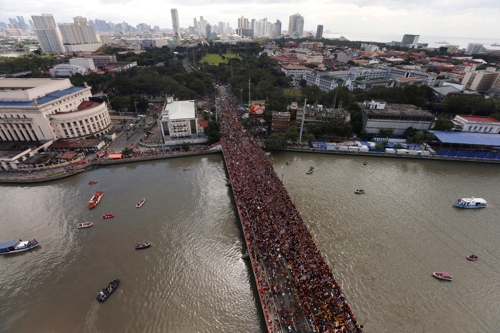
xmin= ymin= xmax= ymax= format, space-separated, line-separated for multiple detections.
xmin=275 ymin=19 xmax=282 ymax=36
xmin=206 ymin=24 xmax=211 ymax=38
xmin=288 ymin=13 xmax=304 ymax=39
xmin=316 ymin=25 xmax=323 ymax=40
xmin=193 ymin=17 xmax=198 ymax=35
xmin=218 ymin=22 xmax=226 ymax=34
xmin=238 ymin=16 xmax=249 ymax=29
xmin=171 ymin=9 xmax=181 ymax=43
xmin=198 ymin=16 xmax=207 ymax=36
xmin=73 ymin=16 xmax=98 ymax=44
xmin=465 ymin=43 xmax=484 ymax=55
xmin=401 ymin=34 xmax=419 ymax=46
xmin=32 ymin=14 xmax=65 ymax=54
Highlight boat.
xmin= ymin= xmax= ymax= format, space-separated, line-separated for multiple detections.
xmin=135 ymin=242 xmax=151 ymax=249
xmin=454 ymin=197 xmax=487 ymax=209
xmin=96 ymin=279 xmax=120 ymax=302
xmin=306 ymin=166 xmax=314 ymax=174
xmin=0 ymin=239 xmax=39 ymax=255
xmin=466 ymin=254 xmax=478 ymax=261
xmin=136 ymin=198 xmax=145 ymax=208
xmin=363 ymin=161 xmax=367 ymax=165
xmin=77 ymin=222 xmax=93 ymax=229
xmin=89 ymin=180 xmax=97 ymax=185
xmin=435 ymin=41 xmax=449 ymax=44
xmin=432 ymin=272 xmax=452 ymax=281
xmin=88 ymin=191 xmax=104 ymax=209
xmin=491 ymin=43 xmax=500 ymax=47
xmin=102 ymin=214 xmax=114 ymax=219
xmin=354 ymin=189 xmax=365 ymax=194
xmin=286 ymin=161 xmax=289 ymax=165
xmin=183 ymin=167 xmax=190 ymax=171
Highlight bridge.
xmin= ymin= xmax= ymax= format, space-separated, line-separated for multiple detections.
xmin=217 ymin=85 xmax=363 ymax=333
xmin=2 ymin=71 xmax=32 ymax=78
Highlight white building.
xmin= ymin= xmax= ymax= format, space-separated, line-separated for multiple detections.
xmin=465 ymin=43 xmax=484 ymax=55
xmin=159 ymin=100 xmax=198 ymax=140
xmin=171 ymin=9 xmax=181 ymax=43
xmin=461 ymin=67 xmax=500 ymax=93
xmin=0 ymin=79 xmax=112 ymax=142
xmin=452 ymin=115 xmax=500 ymax=133
xmin=32 ymin=14 xmax=65 ymax=54
xmin=69 ymin=58 xmax=96 ymax=71
xmin=49 ymin=64 xmax=86 ymax=77
xmin=281 ymin=65 xmax=310 ymax=77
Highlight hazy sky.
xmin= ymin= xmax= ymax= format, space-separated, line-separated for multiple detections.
xmin=1 ymin=0 xmax=499 ymax=39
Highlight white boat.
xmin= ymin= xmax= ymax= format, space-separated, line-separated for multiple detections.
xmin=491 ymin=42 xmax=500 ymax=47
xmin=433 ymin=272 xmax=452 ymax=281
xmin=0 ymin=239 xmax=39 ymax=254
xmin=454 ymin=197 xmax=487 ymax=209
xmin=435 ymin=41 xmax=449 ymax=44
xmin=306 ymin=167 xmax=314 ymax=174
xmin=136 ymin=198 xmax=146 ymax=208
xmin=77 ymin=222 xmax=93 ymax=229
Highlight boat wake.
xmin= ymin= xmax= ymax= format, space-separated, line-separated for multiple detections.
xmin=83 ymin=302 xmax=100 ymax=333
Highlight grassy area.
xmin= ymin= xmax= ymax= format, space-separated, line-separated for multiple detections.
xmin=201 ymin=53 xmax=242 ymax=65
xmin=284 ymin=88 xmax=301 ymax=97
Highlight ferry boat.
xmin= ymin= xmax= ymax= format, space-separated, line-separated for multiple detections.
xmin=435 ymin=41 xmax=449 ymax=44
xmin=491 ymin=42 xmax=500 ymax=47
xmin=306 ymin=166 xmax=314 ymax=174
xmin=432 ymin=271 xmax=452 ymax=281
xmin=454 ymin=197 xmax=487 ymax=209
xmin=136 ymin=198 xmax=145 ymax=208
xmin=135 ymin=241 xmax=151 ymax=249
xmin=77 ymin=222 xmax=93 ymax=229
xmin=102 ymin=214 xmax=114 ymax=219
xmin=96 ymin=279 xmax=120 ymax=303
xmin=0 ymin=239 xmax=39 ymax=254
xmin=88 ymin=192 xmax=104 ymax=209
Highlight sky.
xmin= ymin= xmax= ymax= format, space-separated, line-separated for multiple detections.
xmin=1 ymin=0 xmax=499 ymax=39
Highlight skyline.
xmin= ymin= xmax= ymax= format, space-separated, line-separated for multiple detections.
xmin=0 ymin=0 xmax=499 ymax=39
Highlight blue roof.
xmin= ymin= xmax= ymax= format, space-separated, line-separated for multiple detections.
xmin=0 ymin=240 xmax=18 ymax=249
xmin=37 ymin=87 xmax=85 ymax=105
xmin=431 ymin=131 xmax=500 ymax=146
xmin=0 ymin=87 xmax=85 ymax=107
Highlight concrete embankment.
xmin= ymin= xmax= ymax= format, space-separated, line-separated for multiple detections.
xmin=283 ymin=147 xmax=500 ymax=164
xmin=0 ymin=150 xmax=220 ymax=184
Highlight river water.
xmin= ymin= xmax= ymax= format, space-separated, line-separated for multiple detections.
xmin=1 ymin=152 xmax=500 ymax=332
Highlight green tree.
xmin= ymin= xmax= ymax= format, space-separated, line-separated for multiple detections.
xmin=204 ymin=120 xmax=221 ymax=144
xmin=122 ymin=147 xmax=133 ymax=156
xmin=301 ymin=133 xmax=316 ymax=142
xmin=181 ymin=141 xmax=191 ymax=152
xmin=285 ymin=125 xmax=299 ymax=141
xmin=432 ymin=117 xmax=455 ymax=131
xmin=379 ymin=129 xmax=394 ymax=137
xmin=264 ymin=133 xmax=287 ymax=150
xmin=299 ymin=79 xmax=307 ymax=88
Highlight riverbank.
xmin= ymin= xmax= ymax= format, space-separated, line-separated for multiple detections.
xmin=0 ymin=150 xmax=220 ymax=184
xmin=283 ymin=147 xmax=500 ymax=164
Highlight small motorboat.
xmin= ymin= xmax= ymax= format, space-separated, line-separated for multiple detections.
xmin=306 ymin=166 xmax=314 ymax=174
xmin=0 ymin=239 xmax=39 ymax=255
xmin=89 ymin=180 xmax=98 ymax=185
xmin=135 ymin=242 xmax=151 ymax=249
xmin=354 ymin=189 xmax=365 ymax=194
xmin=363 ymin=161 xmax=367 ymax=165
xmin=136 ymin=198 xmax=145 ymax=208
xmin=96 ymin=279 xmax=120 ymax=303
xmin=77 ymin=222 xmax=93 ymax=229
xmin=454 ymin=197 xmax=487 ymax=209
xmin=432 ymin=272 xmax=452 ymax=281
xmin=466 ymin=254 xmax=478 ymax=261
xmin=286 ymin=161 xmax=289 ymax=165
xmin=88 ymin=191 xmax=104 ymax=209
xmin=102 ymin=214 xmax=114 ymax=219
xmin=183 ymin=167 xmax=190 ymax=171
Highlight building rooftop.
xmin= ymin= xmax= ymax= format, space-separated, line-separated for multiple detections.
xmin=0 ymin=78 xmax=67 ymax=89
xmin=431 ymin=131 xmax=500 ymax=146
xmin=457 ymin=115 xmax=500 ymax=123
xmin=359 ymin=102 xmax=433 ymax=117
xmin=48 ymin=139 xmax=101 ymax=149
xmin=0 ymin=86 xmax=85 ymax=107
xmin=162 ymin=100 xmax=195 ymax=120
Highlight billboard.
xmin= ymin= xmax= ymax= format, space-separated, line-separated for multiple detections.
xmin=249 ymin=100 xmax=265 ymax=115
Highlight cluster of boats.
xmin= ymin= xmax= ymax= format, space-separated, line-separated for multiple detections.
xmin=433 ymin=196 xmax=486 ymax=281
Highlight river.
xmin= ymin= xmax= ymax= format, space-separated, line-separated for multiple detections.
xmin=1 ymin=152 xmax=499 ymax=332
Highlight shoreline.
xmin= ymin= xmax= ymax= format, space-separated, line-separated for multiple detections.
xmin=0 ymin=150 xmax=220 ymax=184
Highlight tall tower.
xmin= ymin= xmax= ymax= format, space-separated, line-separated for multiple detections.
xmin=238 ymin=16 xmax=249 ymax=29
xmin=31 ymin=14 xmax=65 ymax=53
xmin=171 ymin=9 xmax=181 ymax=43
xmin=288 ymin=13 xmax=305 ymax=39
xmin=316 ymin=25 xmax=323 ymax=40
xmin=275 ymin=19 xmax=282 ymax=36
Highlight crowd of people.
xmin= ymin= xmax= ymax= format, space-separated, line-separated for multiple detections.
xmin=216 ymin=84 xmax=363 ymax=333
